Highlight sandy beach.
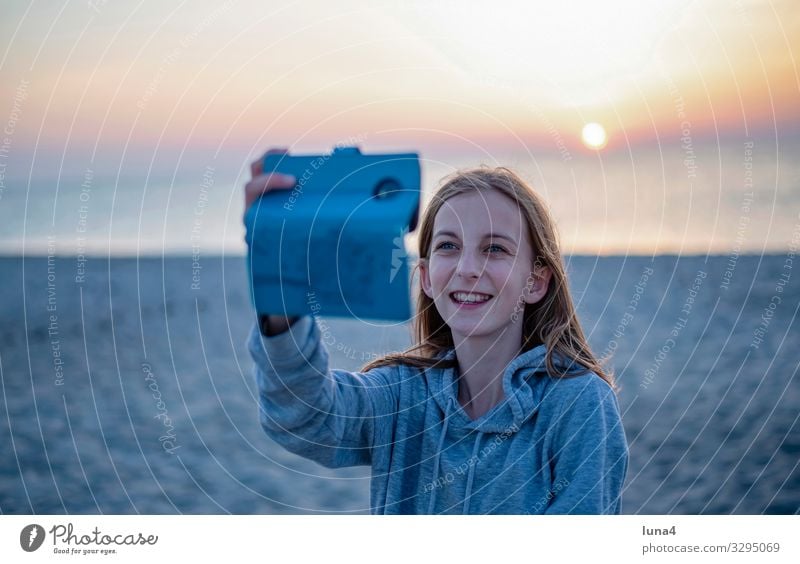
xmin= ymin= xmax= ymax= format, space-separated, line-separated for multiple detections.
xmin=1 ymin=254 xmax=798 ymax=514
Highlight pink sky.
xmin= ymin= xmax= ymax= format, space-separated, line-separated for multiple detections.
xmin=0 ymin=0 xmax=797 ymax=177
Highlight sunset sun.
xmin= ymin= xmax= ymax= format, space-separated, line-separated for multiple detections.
xmin=581 ymin=122 xmax=608 ymax=150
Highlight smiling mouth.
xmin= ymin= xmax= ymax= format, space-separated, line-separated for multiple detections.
xmin=449 ymin=291 xmax=494 ymax=305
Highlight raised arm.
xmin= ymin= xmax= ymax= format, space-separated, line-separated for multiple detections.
xmin=248 ymin=316 xmax=399 ymax=468
xmin=244 ymin=148 xmax=399 ymax=468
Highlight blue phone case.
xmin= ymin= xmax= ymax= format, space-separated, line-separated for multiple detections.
xmin=245 ymin=146 xmax=420 ymax=321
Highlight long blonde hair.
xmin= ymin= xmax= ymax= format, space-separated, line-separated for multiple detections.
xmin=363 ymin=166 xmax=614 ymax=389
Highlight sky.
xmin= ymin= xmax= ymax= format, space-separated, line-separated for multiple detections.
xmin=0 ymin=0 xmax=798 ymax=177
xmin=0 ymin=0 xmax=798 ymax=255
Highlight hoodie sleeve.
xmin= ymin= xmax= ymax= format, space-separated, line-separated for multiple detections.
xmin=543 ymin=375 xmax=629 ymax=515
xmin=247 ymin=316 xmax=399 ymax=469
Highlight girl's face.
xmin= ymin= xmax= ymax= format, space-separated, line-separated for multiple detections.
xmin=419 ymin=189 xmax=551 ymax=342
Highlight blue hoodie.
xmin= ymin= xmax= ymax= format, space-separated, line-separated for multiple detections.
xmin=248 ymin=315 xmax=628 ymax=514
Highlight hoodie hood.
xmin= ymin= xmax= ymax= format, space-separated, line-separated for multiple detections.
xmin=426 ymin=344 xmax=585 ymax=434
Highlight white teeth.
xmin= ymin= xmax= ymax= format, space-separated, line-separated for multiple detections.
xmin=452 ymin=292 xmax=491 ymax=303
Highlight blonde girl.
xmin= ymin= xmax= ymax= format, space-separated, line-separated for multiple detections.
xmin=246 ymin=150 xmax=628 ymax=514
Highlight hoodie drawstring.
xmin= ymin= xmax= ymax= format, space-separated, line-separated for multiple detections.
xmin=427 ymin=397 xmax=487 ymax=514
xmin=462 ymin=431 xmax=483 ymax=514
xmin=427 ymin=397 xmax=453 ymax=514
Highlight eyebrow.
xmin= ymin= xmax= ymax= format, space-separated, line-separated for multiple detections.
xmin=432 ymin=230 xmax=518 ymax=245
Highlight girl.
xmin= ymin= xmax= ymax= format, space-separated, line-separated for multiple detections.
xmin=245 ymin=150 xmax=629 ymax=514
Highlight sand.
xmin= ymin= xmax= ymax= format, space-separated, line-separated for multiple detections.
xmin=0 ymin=254 xmax=797 ymax=514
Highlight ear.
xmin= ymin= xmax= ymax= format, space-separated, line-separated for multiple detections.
xmin=524 ymin=266 xmax=552 ymax=305
xmin=418 ymin=258 xmax=433 ymax=299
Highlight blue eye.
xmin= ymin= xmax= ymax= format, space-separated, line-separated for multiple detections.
xmin=435 ymin=241 xmax=456 ymax=250
xmin=487 ymin=244 xmax=506 ymax=253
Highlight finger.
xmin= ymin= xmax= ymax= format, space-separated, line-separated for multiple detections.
xmin=250 ymin=158 xmax=262 ymax=179
xmin=250 ymin=147 xmax=289 ymax=179
xmin=244 ymin=172 xmax=296 ymax=210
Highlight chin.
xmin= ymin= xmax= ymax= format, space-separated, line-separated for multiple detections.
xmin=453 ymin=314 xmax=524 ymax=340
xmin=445 ymin=318 xmax=505 ymax=340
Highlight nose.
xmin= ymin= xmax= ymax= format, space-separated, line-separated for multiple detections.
xmin=455 ymin=249 xmax=485 ymax=279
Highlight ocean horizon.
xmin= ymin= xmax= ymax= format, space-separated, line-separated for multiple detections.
xmin=2 ymin=142 xmax=798 ymax=257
